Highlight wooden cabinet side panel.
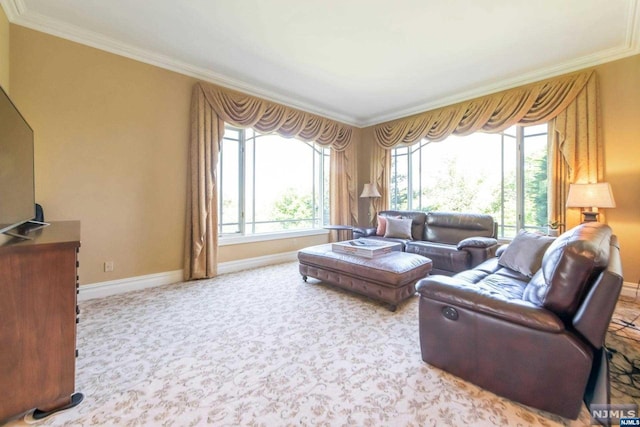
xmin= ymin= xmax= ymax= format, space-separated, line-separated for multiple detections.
xmin=0 ymin=245 xmax=77 ymax=420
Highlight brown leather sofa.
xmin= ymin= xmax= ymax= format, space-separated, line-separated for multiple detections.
xmin=353 ymin=211 xmax=499 ymax=275
xmin=415 ymin=222 xmax=623 ymax=419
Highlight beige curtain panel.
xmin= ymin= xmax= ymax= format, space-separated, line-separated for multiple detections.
xmin=371 ymin=71 xmax=600 ymax=228
xmin=330 ymin=141 xmax=359 ymax=240
xmin=185 ymin=82 xmax=356 ymax=280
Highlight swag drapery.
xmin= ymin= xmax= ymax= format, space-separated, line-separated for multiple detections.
xmin=371 ymin=70 xmax=601 ymax=231
xmin=185 ymin=82 xmax=356 ymax=280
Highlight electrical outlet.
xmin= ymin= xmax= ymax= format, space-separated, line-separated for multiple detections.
xmin=104 ymin=261 xmax=114 ymax=272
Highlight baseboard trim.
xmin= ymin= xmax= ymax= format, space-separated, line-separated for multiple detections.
xmin=78 ymin=269 xmax=184 ymax=301
xmin=621 ymin=280 xmax=640 ymax=301
xmin=216 ymin=251 xmax=298 ymax=275
xmin=79 ymin=251 xmax=299 ymax=301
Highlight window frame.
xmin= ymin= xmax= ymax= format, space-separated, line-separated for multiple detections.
xmin=390 ymin=124 xmax=549 ymax=239
xmin=218 ymin=125 xmax=331 ymax=242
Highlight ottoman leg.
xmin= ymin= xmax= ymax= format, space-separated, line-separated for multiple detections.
xmin=302 ymin=275 xmax=308 ymax=282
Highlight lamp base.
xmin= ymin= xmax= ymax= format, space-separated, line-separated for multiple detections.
xmin=582 ymin=211 xmax=599 ymax=222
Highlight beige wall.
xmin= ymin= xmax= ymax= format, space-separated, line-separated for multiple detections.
xmin=10 ymin=26 xmax=327 ymax=285
xmin=597 ymin=54 xmax=640 ymax=284
xmin=0 ymin=8 xmax=9 ymax=91
xmin=11 ymin=26 xmax=192 ymax=285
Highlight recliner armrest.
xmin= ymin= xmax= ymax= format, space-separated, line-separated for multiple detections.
xmin=457 ymin=236 xmax=498 ymax=250
xmin=416 ymin=276 xmax=564 ymax=333
xmin=353 ymin=227 xmax=376 ymax=239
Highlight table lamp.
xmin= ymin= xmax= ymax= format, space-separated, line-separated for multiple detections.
xmin=566 ymin=182 xmax=616 ymax=222
xmin=360 ymin=183 xmax=381 ymax=223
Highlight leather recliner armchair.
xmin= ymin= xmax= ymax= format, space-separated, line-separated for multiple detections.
xmin=415 ymin=222 xmax=623 ymax=419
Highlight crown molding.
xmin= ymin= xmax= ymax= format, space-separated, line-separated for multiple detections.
xmin=0 ymin=0 xmax=360 ymax=126
xmin=3 ymin=0 xmax=640 ymax=128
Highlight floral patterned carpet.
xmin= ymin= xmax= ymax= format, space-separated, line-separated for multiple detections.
xmin=4 ymin=262 xmax=639 ymax=426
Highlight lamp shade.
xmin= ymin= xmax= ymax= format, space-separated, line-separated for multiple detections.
xmin=566 ymin=183 xmax=616 ymax=208
xmin=360 ymin=183 xmax=381 ymax=198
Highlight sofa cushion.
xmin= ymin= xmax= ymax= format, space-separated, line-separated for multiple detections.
xmin=376 ymin=217 xmax=387 ymax=236
xmin=377 ymin=210 xmax=426 ymax=240
xmin=522 ymin=223 xmax=612 ymax=318
xmin=384 ymin=217 xmax=413 ymax=239
xmin=498 ymin=230 xmax=555 ymax=278
xmin=426 ymin=212 xmax=495 ymax=244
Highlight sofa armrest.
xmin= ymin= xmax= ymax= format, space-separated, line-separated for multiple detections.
xmin=416 ymin=275 xmax=564 ymax=333
xmin=353 ymin=227 xmax=376 ymax=239
xmin=457 ymin=236 xmax=498 ymax=250
xmin=456 ymin=237 xmax=499 ymax=268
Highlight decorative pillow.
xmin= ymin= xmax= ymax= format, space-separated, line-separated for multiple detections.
xmin=376 ymin=216 xmax=387 ymax=236
xmin=498 ymin=230 xmax=555 ymax=277
xmin=376 ymin=215 xmax=400 ymax=236
xmin=384 ymin=217 xmax=413 ymax=239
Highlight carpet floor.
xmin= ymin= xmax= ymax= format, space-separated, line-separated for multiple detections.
xmin=4 ymin=261 xmax=640 ymax=426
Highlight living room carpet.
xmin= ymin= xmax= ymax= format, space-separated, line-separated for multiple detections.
xmin=6 ymin=262 xmax=640 ymax=426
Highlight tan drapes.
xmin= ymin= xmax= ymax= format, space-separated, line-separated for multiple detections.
xmin=372 ymin=142 xmax=391 ymax=214
xmin=549 ymin=74 xmax=602 ymax=229
xmin=330 ymin=142 xmax=358 ymax=239
xmin=185 ymin=82 xmax=356 ymax=280
xmin=184 ymin=85 xmax=223 ymax=280
xmin=371 ymin=71 xmax=600 ymax=221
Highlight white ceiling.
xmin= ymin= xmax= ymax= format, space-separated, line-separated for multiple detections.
xmin=2 ymin=0 xmax=639 ymax=127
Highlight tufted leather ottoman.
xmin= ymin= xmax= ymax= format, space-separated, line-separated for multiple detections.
xmin=298 ymin=244 xmax=432 ymax=311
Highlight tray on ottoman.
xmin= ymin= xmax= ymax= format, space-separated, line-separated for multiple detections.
xmin=332 ymin=239 xmax=402 ymax=258
xmin=298 ymin=243 xmax=432 ymax=311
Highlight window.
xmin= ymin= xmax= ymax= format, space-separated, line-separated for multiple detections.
xmin=390 ymin=124 xmax=548 ymax=238
xmin=218 ymin=126 xmax=330 ymax=236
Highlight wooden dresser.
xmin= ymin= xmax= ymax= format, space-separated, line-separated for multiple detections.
xmin=0 ymin=221 xmax=83 ymax=421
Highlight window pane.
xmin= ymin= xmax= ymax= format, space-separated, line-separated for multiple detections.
xmin=391 ymin=148 xmax=409 ymax=210
xmin=218 ymin=126 xmax=329 ymax=237
xmin=389 ymin=124 xmax=548 ymax=240
xmin=322 ymin=148 xmax=330 ymax=226
xmin=503 ymin=125 xmax=517 ymax=138
xmin=523 ymin=133 xmax=548 ymax=232
xmin=419 ymin=133 xmax=502 ymax=214
xmin=253 ymin=135 xmax=315 ymax=233
xmin=501 ymin=135 xmax=518 ymax=238
xmin=410 ymin=144 xmax=422 ymax=209
xmin=524 ymin=123 xmax=548 ymax=136
xmin=223 ymin=127 xmax=240 ymax=140
xmin=219 ymin=137 xmax=240 ymax=234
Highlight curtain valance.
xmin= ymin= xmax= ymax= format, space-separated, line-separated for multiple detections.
xmin=373 ymin=71 xmax=593 ymax=147
xmin=195 ymin=82 xmax=353 ymax=151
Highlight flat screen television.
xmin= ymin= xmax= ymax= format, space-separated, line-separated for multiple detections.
xmin=0 ymin=85 xmax=39 ymax=237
